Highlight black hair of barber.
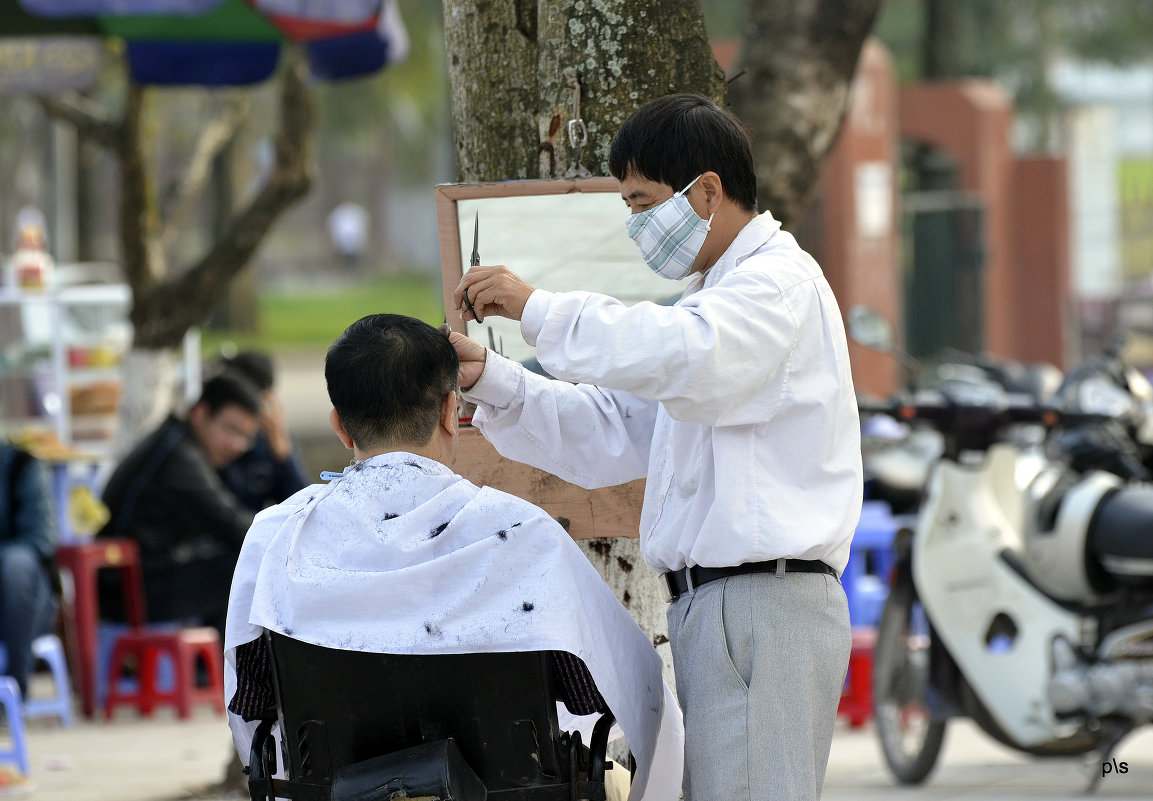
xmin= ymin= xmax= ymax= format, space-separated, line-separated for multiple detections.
xmin=196 ymin=372 xmax=262 ymax=418
xmin=219 ymin=351 xmax=275 ymax=392
xmin=608 ymin=93 xmax=758 ymax=213
xmin=326 ymin=314 xmax=459 ymax=450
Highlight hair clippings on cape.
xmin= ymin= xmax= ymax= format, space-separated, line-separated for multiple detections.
xmin=320 ymin=458 xmax=361 ymax=482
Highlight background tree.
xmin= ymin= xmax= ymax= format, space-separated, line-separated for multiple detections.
xmin=36 ymin=51 xmax=314 ymax=444
xmin=728 ymin=0 xmax=881 ymax=227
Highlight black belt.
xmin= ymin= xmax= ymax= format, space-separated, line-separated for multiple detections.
xmin=663 ymin=559 xmax=838 ymax=603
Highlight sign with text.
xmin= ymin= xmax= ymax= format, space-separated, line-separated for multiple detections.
xmin=0 ymin=37 xmax=102 ymax=93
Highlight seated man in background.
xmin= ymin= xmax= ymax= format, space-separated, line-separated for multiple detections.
xmin=225 ymin=314 xmax=683 ymax=801
xmin=213 ymin=351 xmax=309 ymax=512
xmin=99 ymin=372 xmax=261 ymax=636
xmin=0 ymin=438 xmax=56 ymax=698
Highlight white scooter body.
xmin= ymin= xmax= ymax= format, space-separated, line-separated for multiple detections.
xmin=913 ymin=442 xmax=1082 ymax=747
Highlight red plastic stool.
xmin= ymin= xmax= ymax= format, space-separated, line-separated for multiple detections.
xmin=838 ymin=627 xmax=876 ymax=728
xmin=104 ymin=627 xmax=225 ymax=719
xmin=55 ymin=540 xmax=147 ymax=718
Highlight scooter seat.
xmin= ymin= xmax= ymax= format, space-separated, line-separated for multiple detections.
xmin=1088 ymin=485 xmax=1153 ymax=584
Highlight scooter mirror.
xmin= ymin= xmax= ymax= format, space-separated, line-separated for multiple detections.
xmin=848 ymin=304 xmax=894 ymax=352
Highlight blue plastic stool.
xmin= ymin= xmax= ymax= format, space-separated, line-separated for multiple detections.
xmin=0 ymin=677 xmax=29 ymax=775
xmin=23 ymin=635 xmax=73 ymax=727
xmin=844 ymin=500 xmax=904 ymax=627
xmin=0 ymin=635 xmax=74 ymax=727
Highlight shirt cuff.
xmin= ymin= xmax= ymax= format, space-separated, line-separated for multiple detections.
xmin=461 ymin=349 xmax=524 ymax=409
xmin=519 ymin=289 xmax=554 ymax=347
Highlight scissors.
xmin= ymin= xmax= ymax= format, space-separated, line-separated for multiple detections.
xmin=462 ymin=212 xmax=483 ymax=323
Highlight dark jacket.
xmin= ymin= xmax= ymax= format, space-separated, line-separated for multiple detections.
xmin=0 ymin=443 xmax=55 ymax=561
xmin=219 ymin=431 xmax=309 ymax=512
xmin=99 ymin=416 xmax=254 ymax=578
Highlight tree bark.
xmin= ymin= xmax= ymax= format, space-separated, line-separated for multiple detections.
xmin=442 ymin=0 xmax=724 ymax=182
xmin=728 ymin=0 xmax=881 ymax=228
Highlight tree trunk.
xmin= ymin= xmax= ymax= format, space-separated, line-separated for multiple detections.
xmin=442 ymin=0 xmax=724 ymax=183
xmin=922 ymin=0 xmax=960 ymax=79
xmin=114 ymin=347 xmax=180 ymax=455
xmin=728 ymin=0 xmax=881 ymax=228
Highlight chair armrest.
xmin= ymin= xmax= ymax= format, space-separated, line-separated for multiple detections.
xmin=248 ymin=717 xmax=277 ymax=801
xmin=588 ymin=712 xmax=615 ymax=783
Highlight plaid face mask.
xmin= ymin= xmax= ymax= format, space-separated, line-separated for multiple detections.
xmin=625 ymin=174 xmax=714 ymax=280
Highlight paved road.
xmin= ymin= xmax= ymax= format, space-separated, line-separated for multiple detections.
xmin=14 ymin=694 xmax=1153 ymax=801
xmin=824 ymin=719 xmax=1153 ymax=800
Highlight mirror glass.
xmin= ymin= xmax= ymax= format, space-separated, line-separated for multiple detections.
xmin=847 ymin=304 xmax=894 ymax=353
xmin=438 ymin=180 xmax=691 ymax=368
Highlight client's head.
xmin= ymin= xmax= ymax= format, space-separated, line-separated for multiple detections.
xmin=325 ymin=314 xmax=460 ymax=464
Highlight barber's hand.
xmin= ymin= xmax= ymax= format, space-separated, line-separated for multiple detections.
xmin=455 ymin=266 xmax=535 ymax=322
xmin=447 ymin=330 xmax=487 ymax=391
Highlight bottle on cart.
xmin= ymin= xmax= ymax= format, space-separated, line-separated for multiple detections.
xmin=6 ymin=223 xmax=55 ymax=292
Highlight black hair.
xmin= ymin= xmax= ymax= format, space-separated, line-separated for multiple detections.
xmin=608 ymin=93 xmax=758 ymax=212
xmin=325 ymin=314 xmax=459 ymax=450
xmin=218 ymin=351 xmax=275 ymax=391
xmin=196 ymin=372 xmax=262 ymax=418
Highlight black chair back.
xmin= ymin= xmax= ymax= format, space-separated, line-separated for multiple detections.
xmin=261 ymin=630 xmax=602 ymax=800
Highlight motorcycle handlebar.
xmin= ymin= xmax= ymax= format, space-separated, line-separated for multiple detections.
xmin=857 ymin=394 xmax=1114 ymax=432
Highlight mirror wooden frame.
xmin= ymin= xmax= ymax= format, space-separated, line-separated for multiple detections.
xmin=435 ymin=178 xmax=644 ymax=541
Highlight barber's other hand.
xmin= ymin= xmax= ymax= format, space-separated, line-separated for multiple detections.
xmin=455 ymin=266 xmax=535 ymax=322
xmin=447 ymin=330 xmax=487 ymax=391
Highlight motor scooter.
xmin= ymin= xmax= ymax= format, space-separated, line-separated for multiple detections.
xmin=850 ymin=308 xmax=1153 ymax=790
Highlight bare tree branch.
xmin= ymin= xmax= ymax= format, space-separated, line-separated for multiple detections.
xmin=118 ymin=83 xmax=158 ymax=302
xmin=36 ymin=92 xmax=122 ymax=151
xmin=159 ymin=98 xmax=250 ymax=253
xmin=133 ymin=51 xmax=314 ymax=349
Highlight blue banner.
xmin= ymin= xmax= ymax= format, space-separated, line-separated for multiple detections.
xmin=18 ymin=0 xmax=223 ymax=16
xmin=254 ymin=0 xmax=378 ymax=24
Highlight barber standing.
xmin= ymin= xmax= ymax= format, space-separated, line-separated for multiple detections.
xmin=450 ymin=93 xmax=861 ymax=801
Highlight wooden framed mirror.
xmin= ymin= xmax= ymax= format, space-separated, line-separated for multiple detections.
xmin=435 ymin=178 xmax=690 ymax=540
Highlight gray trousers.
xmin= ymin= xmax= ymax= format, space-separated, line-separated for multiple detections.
xmin=666 ymin=570 xmax=850 ymax=801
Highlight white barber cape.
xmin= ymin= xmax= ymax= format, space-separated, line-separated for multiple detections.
xmin=225 ymin=452 xmax=683 ymax=801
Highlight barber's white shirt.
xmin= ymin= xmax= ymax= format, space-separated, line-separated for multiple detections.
xmin=225 ymin=453 xmax=683 ymax=801
xmin=463 ymin=212 xmax=862 ymax=574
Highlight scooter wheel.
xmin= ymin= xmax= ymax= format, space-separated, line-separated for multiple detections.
xmin=872 ymin=576 xmax=947 ymax=784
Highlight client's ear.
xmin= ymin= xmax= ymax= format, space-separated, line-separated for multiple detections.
xmin=330 ymin=408 xmax=355 ymax=450
xmin=440 ymin=391 xmax=459 ymax=437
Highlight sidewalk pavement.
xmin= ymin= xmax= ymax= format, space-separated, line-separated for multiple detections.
xmin=9 ymin=703 xmax=236 ymax=801
xmin=11 ymin=695 xmax=1153 ymax=801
